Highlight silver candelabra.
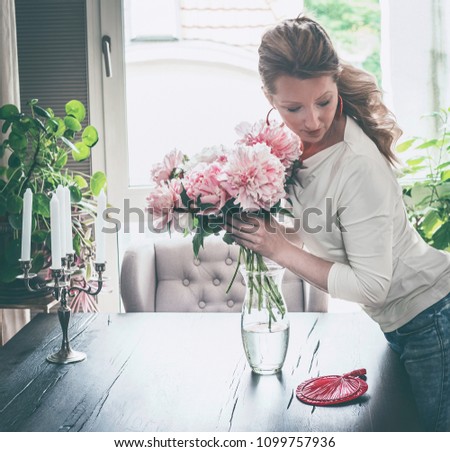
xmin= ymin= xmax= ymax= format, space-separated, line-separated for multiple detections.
xmin=17 ymin=255 xmax=106 ymax=364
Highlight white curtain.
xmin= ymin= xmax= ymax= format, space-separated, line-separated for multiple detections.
xmin=0 ymin=0 xmax=30 ymax=344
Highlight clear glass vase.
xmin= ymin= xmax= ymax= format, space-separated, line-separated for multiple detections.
xmin=240 ymin=260 xmax=290 ymax=375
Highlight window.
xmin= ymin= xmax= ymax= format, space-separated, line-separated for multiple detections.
xmin=122 ymin=0 xmax=300 ymax=187
xmin=304 ymin=0 xmax=381 ymax=85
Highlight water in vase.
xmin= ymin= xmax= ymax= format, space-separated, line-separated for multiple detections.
xmin=242 ymin=321 xmax=289 ymax=375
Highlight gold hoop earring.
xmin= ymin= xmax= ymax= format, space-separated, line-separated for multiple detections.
xmin=266 ymin=107 xmax=275 ymax=126
xmin=265 ymin=107 xmax=284 ymax=127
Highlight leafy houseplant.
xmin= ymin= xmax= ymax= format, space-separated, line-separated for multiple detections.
xmin=0 ymin=99 xmax=107 ymax=292
xmin=397 ymin=107 xmax=450 ymax=251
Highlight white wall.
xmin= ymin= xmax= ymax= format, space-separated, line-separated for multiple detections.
xmin=125 ymin=42 xmax=270 ymax=186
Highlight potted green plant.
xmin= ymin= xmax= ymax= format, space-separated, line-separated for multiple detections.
xmin=397 ymin=107 xmax=450 ymax=251
xmin=0 ymin=99 xmax=107 ymax=300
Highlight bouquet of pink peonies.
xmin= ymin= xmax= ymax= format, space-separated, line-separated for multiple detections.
xmin=146 ymin=119 xmax=302 ymax=316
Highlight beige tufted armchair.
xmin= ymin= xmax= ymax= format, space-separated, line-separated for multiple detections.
xmin=120 ymin=235 xmax=329 ymax=313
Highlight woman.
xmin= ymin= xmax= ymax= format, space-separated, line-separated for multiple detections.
xmin=226 ymin=15 xmax=450 ymax=432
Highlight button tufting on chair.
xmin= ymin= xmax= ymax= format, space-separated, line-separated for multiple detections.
xmin=120 ymin=235 xmax=329 ymax=313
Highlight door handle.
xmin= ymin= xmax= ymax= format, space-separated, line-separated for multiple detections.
xmin=102 ymin=35 xmax=112 ymax=78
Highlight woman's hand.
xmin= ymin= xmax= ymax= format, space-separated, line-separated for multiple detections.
xmin=224 ymin=211 xmax=294 ymax=262
xmin=224 ymin=210 xmax=332 ymax=292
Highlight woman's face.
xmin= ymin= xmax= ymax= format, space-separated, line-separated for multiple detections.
xmin=269 ymin=75 xmax=339 ymax=146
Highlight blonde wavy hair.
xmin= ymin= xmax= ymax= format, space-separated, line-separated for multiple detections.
xmin=258 ymin=15 xmax=401 ymax=165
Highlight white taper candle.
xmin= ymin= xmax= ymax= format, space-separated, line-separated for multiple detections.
xmin=95 ymin=189 xmax=107 ymax=264
xmin=20 ymin=188 xmax=33 ymax=261
xmin=50 ymin=195 xmax=62 ymax=269
xmin=64 ymin=186 xmax=74 ymax=254
xmin=56 ymin=185 xmax=66 ymax=257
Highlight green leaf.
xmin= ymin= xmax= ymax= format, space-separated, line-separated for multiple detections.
xmin=6 ymin=194 xmax=23 ymax=214
xmin=13 ymin=117 xmax=32 ymax=134
xmin=33 ymin=193 xmax=50 ymax=217
xmin=222 ymin=232 xmax=235 ymax=245
xmin=8 ymin=152 xmax=21 ymax=168
xmin=2 ymin=120 xmax=11 ymax=134
xmin=8 ymin=132 xmax=27 ymax=151
xmin=432 ymin=223 xmax=450 ymax=250
xmin=69 ymin=185 xmax=82 ymax=203
xmin=421 ymin=210 xmax=443 ymax=239
xmin=33 ymin=117 xmax=46 ymax=132
xmin=74 ymin=175 xmax=88 ymax=189
xmin=32 ymin=230 xmax=48 ymax=244
xmin=54 ymin=117 xmax=66 ymax=137
xmin=8 ymin=213 xmax=22 ymax=230
xmin=30 ymin=252 xmax=45 ymax=274
xmin=73 ymin=233 xmax=81 ymax=256
xmin=60 ymin=136 xmax=78 ymax=155
xmin=64 ymin=116 xmax=82 ymax=132
xmin=441 ymin=170 xmax=450 ymax=181
xmin=0 ymin=104 xmax=20 ymax=120
xmin=396 ymin=138 xmax=416 ymax=153
xmin=90 ymin=171 xmax=107 ymax=196
xmin=47 ymin=118 xmax=59 ymax=133
xmin=406 ymin=156 xmax=427 ymax=166
xmin=410 ymin=185 xmax=433 ymax=207
xmin=436 ymin=161 xmax=450 ymax=170
xmin=63 ymin=129 xmax=75 ymax=140
xmin=72 ymin=142 xmax=91 ymax=162
xmin=277 ymin=207 xmax=294 ymax=218
xmin=417 ymin=139 xmax=438 ymax=149
xmin=27 ymin=99 xmax=38 ymax=106
xmin=436 ymin=182 xmax=450 ymax=198
xmin=65 ymin=100 xmax=86 ymax=122
xmin=192 ymin=231 xmax=205 ymax=257
xmin=82 ymin=125 xmax=99 ymax=147
xmin=54 ymin=149 xmax=68 ymax=169
xmin=34 ymin=105 xmax=51 ymax=118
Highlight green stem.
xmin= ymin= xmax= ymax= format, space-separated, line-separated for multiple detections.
xmin=226 ymin=246 xmax=243 ymax=294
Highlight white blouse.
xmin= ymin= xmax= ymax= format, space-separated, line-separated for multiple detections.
xmin=290 ymin=116 xmax=450 ymax=332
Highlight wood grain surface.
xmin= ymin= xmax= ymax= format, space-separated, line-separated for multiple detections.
xmin=0 ymin=312 xmax=421 ymax=432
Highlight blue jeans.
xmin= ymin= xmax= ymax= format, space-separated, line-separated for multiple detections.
xmin=384 ymin=292 xmax=450 ymax=432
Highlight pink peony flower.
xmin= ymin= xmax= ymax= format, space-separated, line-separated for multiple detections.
xmin=150 ymin=149 xmax=185 ymax=185
xmin=235 ymin=119 xmax=302 ymax=169
xmin=219 ymin=143 xmax=286 ymax=211
xmin=183 ymin=161 xmax=229 ymax=214
xmin=183 ymin=145 xmax=228 ymax=171
xmin=146 ymin=179 xmax=183 ymax=229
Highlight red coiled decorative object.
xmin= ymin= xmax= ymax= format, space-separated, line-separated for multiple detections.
xmin=296 ymin=369 xmax=368 ymax=406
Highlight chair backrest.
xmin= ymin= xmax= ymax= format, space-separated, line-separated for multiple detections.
xmin=120 ymin=235 xmax=328 ymax=313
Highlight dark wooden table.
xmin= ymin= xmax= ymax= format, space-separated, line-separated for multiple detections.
xmin=0 ymin=312 xmax=421 ymax=432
